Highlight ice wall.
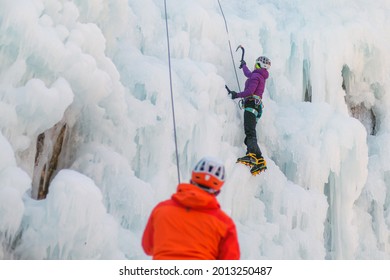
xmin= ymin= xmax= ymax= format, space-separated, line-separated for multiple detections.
xmin=0 ymin=134 xmax=31 ymax=259
xmin=0 ymin=0 xmax=389 ymax=259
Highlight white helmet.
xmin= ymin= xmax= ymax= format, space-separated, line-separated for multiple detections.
xmin=256 ymin=56 xmax=271 ymax=69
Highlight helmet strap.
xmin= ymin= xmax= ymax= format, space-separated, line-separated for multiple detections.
xmin=191 ymin=181 xmax=220 ymax=196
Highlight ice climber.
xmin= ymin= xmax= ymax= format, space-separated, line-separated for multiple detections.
xmin=227 ymin=55 xmax=271 ymax=175
xmin=142 ymin=156 xmax=240 ymax=260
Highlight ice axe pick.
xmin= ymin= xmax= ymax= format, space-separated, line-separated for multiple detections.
xmin=236 ymin=45 xmax=245 ymax=62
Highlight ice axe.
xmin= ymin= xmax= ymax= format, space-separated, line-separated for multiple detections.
xmin=236 ymin=45 xmax=245 ymax=68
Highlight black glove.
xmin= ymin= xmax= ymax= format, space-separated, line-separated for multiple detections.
xmin=229 ymin=91 xmax=238 ymax=99
xmin=239 ymin=60 xmax=246 ymax=69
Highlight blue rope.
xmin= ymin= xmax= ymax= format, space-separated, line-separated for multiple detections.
xmin=164 ymin=0 xmax=181 ymax=183
xmin=217 ymin=0 xmax=241 ymax=92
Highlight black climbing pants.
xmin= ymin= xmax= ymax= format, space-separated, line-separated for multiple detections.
xmin=243 ymin=99 xmax=262 ymax=158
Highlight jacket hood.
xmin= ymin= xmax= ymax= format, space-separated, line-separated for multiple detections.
xmin=172 ymin=183 xmax=220 ymax=210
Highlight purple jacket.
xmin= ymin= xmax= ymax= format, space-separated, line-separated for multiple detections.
xmin=237 ymin=65 xmax=269 ymax=99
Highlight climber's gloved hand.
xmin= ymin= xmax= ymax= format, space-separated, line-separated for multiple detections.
xmin=229 ymin=91 xmax=238 ymax=99
xmin=239 ymin=60 xmax=246 ymax=69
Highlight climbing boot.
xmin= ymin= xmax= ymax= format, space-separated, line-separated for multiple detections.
xmin=237 ymin=153 xmax=258 ymax=167
xmin=250 ymin=156 xmax=267 ymax=175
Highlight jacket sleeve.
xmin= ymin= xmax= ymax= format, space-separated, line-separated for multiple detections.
xmin=141 ymin=211 xmax=155 ymax=256
xmin=237 ymin=73 xmax=261 ymax=98
xmin=242 ymin=64 xmax=252 ymax=78
xmin=217 ymin=221 xmax=240 ymax=260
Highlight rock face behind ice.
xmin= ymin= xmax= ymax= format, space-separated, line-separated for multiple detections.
xmin=1 ymin=0 xmax=390 ymax=260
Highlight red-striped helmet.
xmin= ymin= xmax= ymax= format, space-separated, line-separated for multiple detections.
xmin=191 ymin=157 xmax=225 ymax=191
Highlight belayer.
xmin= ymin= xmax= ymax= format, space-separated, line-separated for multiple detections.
xmin=142 ymin=157 xmax=240 ymax=260
xmin=227 ymin=51 xmax=271 ymax=175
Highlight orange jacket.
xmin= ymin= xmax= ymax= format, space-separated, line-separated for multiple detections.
xmin=142 ymin=183 xmax=240 ymax=260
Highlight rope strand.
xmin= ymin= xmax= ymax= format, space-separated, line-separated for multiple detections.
xmin=164 ymin=0 xmax=181 ymax=183
xmin=217 ymin=0 xmax=241 ymax=92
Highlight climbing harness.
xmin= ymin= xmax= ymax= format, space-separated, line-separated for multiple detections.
xmin=164 ymin=0 xmax=181 ymax=183
xmin=227 ymin=82 xmax=264 ymax=119
xmin=239 ymin=95 xmax=263 ymax=109
xmin=240 ymin=96 xmax=263 ymax=121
